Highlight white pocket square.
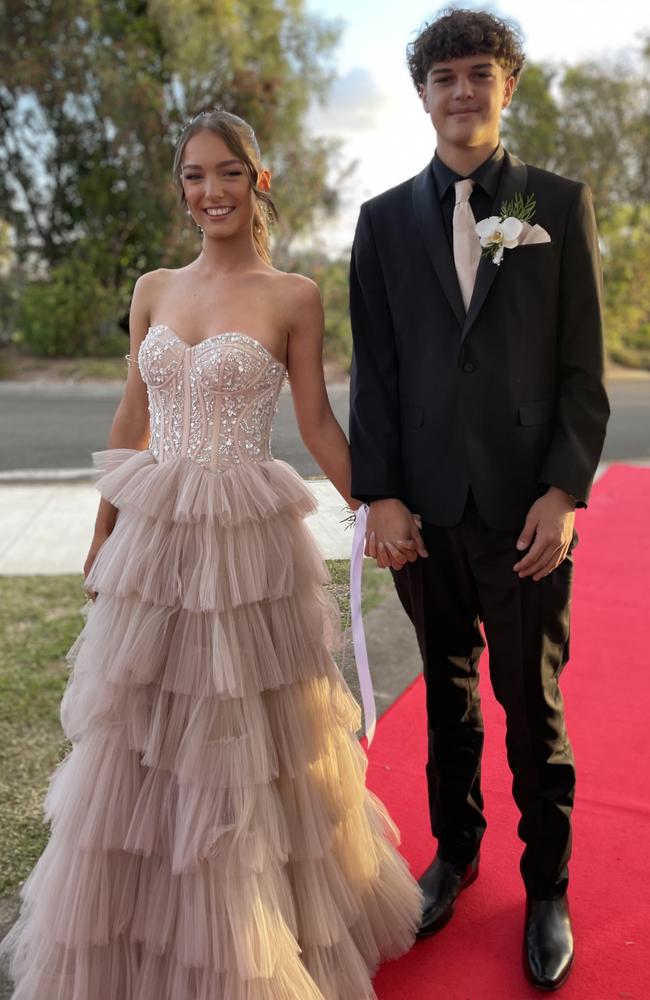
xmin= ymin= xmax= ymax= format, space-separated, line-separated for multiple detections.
xmin=518 ymin=222 xmax=552 ymax=246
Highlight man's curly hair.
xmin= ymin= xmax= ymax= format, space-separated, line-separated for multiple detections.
xmin=407 ymin=8 xmax=525 ymax=90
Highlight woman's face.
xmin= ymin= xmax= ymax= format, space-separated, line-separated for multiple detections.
xmin=181 ymin=130 xmax=256 ymax=241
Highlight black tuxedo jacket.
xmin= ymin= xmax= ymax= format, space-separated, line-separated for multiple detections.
xmin=349 ymin=149 xmax=610 ymax=531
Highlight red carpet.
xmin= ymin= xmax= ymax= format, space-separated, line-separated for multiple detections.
xmin=367 ymin=465 xmax=650 ymax=999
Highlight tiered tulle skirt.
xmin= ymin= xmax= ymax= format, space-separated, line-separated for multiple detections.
xmin=1 ymin=449 xmax=422 ymax=999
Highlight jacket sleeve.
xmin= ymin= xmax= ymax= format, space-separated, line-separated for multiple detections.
xmin=540 ymin=183 xmax=610 ymax=505
xmin=349 ymin=202 xmax=404 ymax=503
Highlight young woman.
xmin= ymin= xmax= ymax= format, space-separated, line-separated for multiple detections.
xmin=1 ymin=109 xmax=421 ymax=999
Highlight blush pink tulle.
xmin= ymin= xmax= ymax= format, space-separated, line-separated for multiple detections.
xmin=2 ymin=329 xmax=422 ymax=998
xmin=2 ymin=445 xmax=422 ymax=998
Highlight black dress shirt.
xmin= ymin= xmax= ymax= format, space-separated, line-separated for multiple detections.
xmin=432 ymin=144 xmax=505 ymax=250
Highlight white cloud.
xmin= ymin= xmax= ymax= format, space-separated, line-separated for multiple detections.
xmin=309 ymin=67 xmax=387 ymax=133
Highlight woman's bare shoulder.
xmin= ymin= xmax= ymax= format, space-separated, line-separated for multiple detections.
xmin=132 ymin=267 xmax=192 ymax=314
xmin=134 ymin=266 xmax=188 ymax=293
xmin=269 ymin=269 xmax=322 ymax=308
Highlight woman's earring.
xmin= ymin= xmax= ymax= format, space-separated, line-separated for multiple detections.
xmin=187 ymin=208 xmax=203 ymax=234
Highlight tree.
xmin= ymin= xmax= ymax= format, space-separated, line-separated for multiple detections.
xmin=149 ymin=0 xmax=341 ymax=257
xmin=503 ymin=43 xmax=650 ymax=367
xmin=628 ymin=35 xmax=650 ymax=206
xmin=600 ymin=206 xmax=650 ymax=369
xmin=503 ymin=43 xmax=649 ymax=226
xmin=0 ymin=2 xmax=172 ymax=276
xmin=501 ymin=63 xmax=560 ymax=173
xmin=293 ymin=251 xmax=352 ymax=369
xmin=0 ymin=218 xmax=19 ymax=345
xmin=0 ymin=0 xmax=341 ymax=352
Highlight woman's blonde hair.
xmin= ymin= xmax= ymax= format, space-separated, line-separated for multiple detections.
xmin=173 ymin=109 xmax=277 ymax=264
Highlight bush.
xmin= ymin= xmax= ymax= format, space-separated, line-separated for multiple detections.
xmin=18 ymin=258 xmax=122 ymax=358
xmin=602 ymin=207 xmax=650 ymax=370
xmin=282 ymin=251 xmax=353 ymax=371
xmin=317 ymin=258 xmax=353 ymax=371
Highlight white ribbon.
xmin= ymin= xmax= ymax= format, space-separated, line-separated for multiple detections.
xmin=350 ymin=504 xmax=376 ymax=746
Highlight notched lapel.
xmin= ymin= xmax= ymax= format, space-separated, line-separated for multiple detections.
xmin=461 ymin=152 xmax=528 ymax=344
xmin=412 ymin=165 xmax=465 ymax=328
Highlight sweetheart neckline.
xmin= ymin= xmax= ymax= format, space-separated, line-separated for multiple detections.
xmin=146 ymin=325 xmax=287 ymax=370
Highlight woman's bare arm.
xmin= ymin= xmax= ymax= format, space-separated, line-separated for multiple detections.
xmin=287 ymin=275 xmax=424 ymax=569
xmin=286 ymin=277 xmax=358 ymax=509
xmin=85 ymin=276 xmax=152 ymax=579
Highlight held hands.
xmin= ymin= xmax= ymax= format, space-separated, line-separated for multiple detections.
xmin=365 ymin=498 xmax=429 ymax=570
xmin=513 ymin=487 xmax=576 ymax=582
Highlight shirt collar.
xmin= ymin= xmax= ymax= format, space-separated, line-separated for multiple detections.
xmin=432 ymin=144 xmax=505 ymax=201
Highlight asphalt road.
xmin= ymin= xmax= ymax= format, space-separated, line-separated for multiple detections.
xmin=0 ymin=376 xmax=648 ymax=475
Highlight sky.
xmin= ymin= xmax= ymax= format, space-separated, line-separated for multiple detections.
xmin=305 ymin=0 xmax=649 ymax=252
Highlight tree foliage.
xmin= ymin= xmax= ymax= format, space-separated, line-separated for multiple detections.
xmin=504 ymin=42 xmax=649 ymax=225
xmin=600 ymin=206 xmax=650 ymax=369
xmin=503 ymin=41 xmax=650 ymax=367
xmin=0 ymin=0 xmax=340 ymax=353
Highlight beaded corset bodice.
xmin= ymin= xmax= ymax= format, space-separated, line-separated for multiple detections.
xmin=138 ymin=326 xmax=287 ymax=471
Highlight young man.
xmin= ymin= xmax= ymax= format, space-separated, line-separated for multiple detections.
xmin=349 ymin=8 xmax=609 ymax=991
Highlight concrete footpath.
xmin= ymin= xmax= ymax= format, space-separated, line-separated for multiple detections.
xmin=0 ymin=463 xmax=625 ymax=575
xmin=0 ymin=478 xmax=352 ymax=575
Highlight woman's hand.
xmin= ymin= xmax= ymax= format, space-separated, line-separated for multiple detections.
xmin=83 ymin=528 xmax=111 ymax=600
xmin=365 ymin=499 xmax=428 ymax=570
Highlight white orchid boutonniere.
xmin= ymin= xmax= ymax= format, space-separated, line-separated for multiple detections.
xmin=475 ymin=192 xmax=537 ymax=265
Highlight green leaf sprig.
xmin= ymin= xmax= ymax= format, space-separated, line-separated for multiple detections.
xmin=339 ymin=506 xmax=358 ymax=530
xmin=499 ymin=192 xmax=536 ymax=224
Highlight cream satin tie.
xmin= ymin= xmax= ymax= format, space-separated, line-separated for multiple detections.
xmin=453 ymin=178 xmax=481 ymax=311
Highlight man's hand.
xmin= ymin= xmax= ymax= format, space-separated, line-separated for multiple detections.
xmin=365 ymin=498 xmax=428 ymax=570
xmin=513 ymin=487 xmax=576 ymax=581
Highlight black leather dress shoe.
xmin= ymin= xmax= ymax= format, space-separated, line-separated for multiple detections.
xmin=524 ymin=896 xmax=574 ymax=990
xmin=416 ymin=854 xmax=479 ymax=938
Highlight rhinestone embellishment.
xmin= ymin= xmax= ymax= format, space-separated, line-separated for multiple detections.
xmin=138 ymin=327 xmax=286 ymax=471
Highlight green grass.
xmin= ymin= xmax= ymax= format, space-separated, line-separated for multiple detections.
xmin=0 ymin=562 xmax=393 ymax=897
xmin=0 ymin=351 xmax=127 ymax=382
xmin=65 ymin=358 xmax=127 ymax=380
xmin=0 ymin=354 xmax=15 ymax=380
xmin=0 ymin=576 xmax=83 ymax=896
xmin=326 ymin=559 xmax=393 ymax=625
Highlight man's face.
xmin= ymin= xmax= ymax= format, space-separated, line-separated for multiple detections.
xmin=419 ymin=55 xmax=515 ymax=150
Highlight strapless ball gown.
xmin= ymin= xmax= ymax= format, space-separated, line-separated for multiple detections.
xmin=1 ymin=326 xmax=422 ymax=999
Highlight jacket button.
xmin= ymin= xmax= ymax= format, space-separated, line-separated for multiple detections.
xmin=462 ymin=361 xmax=476 ymax=373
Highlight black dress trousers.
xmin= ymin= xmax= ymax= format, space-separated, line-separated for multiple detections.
xmin=392 ymin=493 xmax=576 ymax=899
